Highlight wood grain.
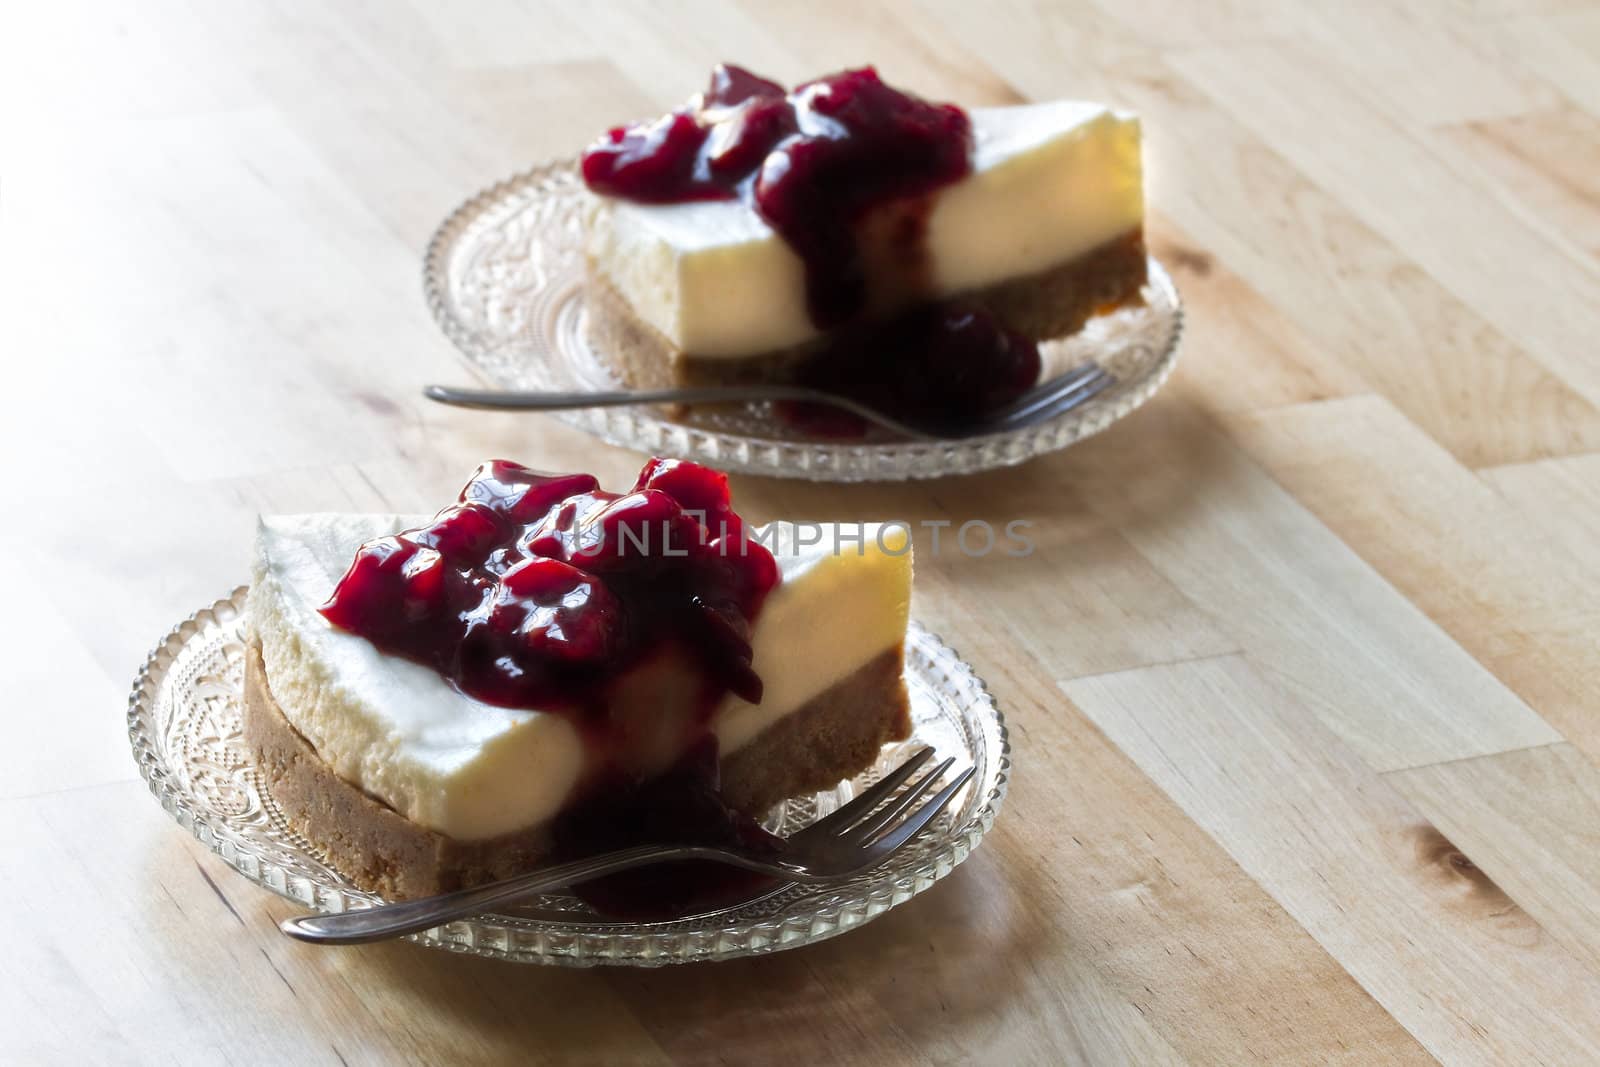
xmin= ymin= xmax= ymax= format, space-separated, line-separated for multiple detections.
xmin=1227 ymin=396 xmax=1600 ymax=763
xmin=1169 ymin=39 xmax=1600 ymax=411
xmin=1385 ymin=744 xmax=1600 ymax=977
xmin=4 ymin=1 xmax=1600 ymax=1063
xmin=1063 ymin=656 xmax=1600 ymax=1064
xmin=1049 ymin=406 xmax=1560 ymax=770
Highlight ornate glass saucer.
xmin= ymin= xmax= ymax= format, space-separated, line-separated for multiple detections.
xmin=128 ymin=588 xmax=1010 ymax=966
xmin=423 ymin=160 xmax=1182 ymax=482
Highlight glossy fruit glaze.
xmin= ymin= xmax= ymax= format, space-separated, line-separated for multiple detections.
xmin=582 ymin=64 xmax=972 ymax=327
xmin=320 ymin=457 xmax=778 ymax=716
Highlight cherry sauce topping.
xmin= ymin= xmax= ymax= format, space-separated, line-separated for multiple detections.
xmin=320 ymin=457 xmax=778 ymax=715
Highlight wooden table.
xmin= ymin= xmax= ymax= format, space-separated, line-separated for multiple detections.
xmin=5 ymin=1 xmax=1600 ymax=1063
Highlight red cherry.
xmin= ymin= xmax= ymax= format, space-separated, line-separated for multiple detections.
xmin=571 ymin=489 xmax=685 ymax=570
xmin=705 ymin=98 xmax=795 ymax=179
xmin=519 ymin=496 xmax=603 ymax=561
xmin=459 ymin=461 xmax=599 ymax=524
xmin=581 ymin=112 xmax=715 ymax=203
xmin=411 ymin=503 xmax=504 ymax=561
xmin=495 ymin=558 xmax=619 ymax=665
xmin=319 ymin=537 xmax=446 ymax=634
xmin=632 ymin=458 xmax=733 ymax=530
xmin=500 ymin=556 xmax=590 ymax=601
xmin=399 ymin=547 xmax=448 ymax=620
xmin=705 ymin=64 xmax=785 ymax=108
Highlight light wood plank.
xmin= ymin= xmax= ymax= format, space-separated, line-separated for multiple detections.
xmin=1064 ymin=654 xmax=1600 ymax=1064
xmin=1146 ymin=222 xmax=1369 ymax=416
xmin=1081 ymin=0 xmax=1296 ymax=49
xmin=1052 ymin=405 xmax=1560 ymax=768
xmin=1441 ymin=107 xmax=1600 ymax=267
xmin=1133 ymin=62 xmax=1600 ymax=468
xmin=0 ymin=784 xmax=674 ymax=1066
xmin=1169 ymin=39 xmax=1600 ymax=410
xmin=1480 ymin=453 xmax=1600 ymax=566
xmin=1386 ymin=744 xmax=1600 ymax=976
xmin=0 ymin=553 xmax=132 ymax=797
xmin=1299 ymin=0 xmax=1561 ymax=124
xmin=1488 ymin=9 xmax=1600 ymax=118
xmin=1226 ymin=395 xmax=1600 ymax=761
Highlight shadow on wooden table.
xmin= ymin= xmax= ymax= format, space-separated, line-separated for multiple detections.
xmin=740 ymin=392 xmax=1226 ymax=541
xmin=339 ymin=843 xmax=1065 ymax=1060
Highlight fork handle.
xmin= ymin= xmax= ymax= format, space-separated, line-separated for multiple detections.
xmin=429 ymin=383 xmax=820 ymax=411
xmin=422 ymin=384 xmax=940 ymax=441
xmin=279 ymin=844 xmax=800 ymax=945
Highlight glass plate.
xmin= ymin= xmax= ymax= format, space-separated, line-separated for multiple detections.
xmin=423 ymin=160 xmax=1183 ymax=482
xmin=127 ymin=588 xmax=1010 ymax=966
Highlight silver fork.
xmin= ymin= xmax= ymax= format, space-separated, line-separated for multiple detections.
xmin=280 ymin=747 xmax=971 ymax=945
xmin=424 ymin=362 xmax=1114 ymax=442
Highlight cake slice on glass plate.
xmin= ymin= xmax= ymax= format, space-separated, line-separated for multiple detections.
xmin=244 ymin=457 xmax=913 ymax=902
xmin=581 ymin=64 xmax=1145 ymax=423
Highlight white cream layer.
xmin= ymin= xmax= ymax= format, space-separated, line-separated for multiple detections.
xmin=586 ymin=99 xmax=1144 ymax=357
xmin=248 ymin=515 xmax=911 ymax=841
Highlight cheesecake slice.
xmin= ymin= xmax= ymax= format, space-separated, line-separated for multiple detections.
xmin=244 ymin=458 xmax=912 ymax=900
xmin=581 ymin=65 xmax=1146 ymax=424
